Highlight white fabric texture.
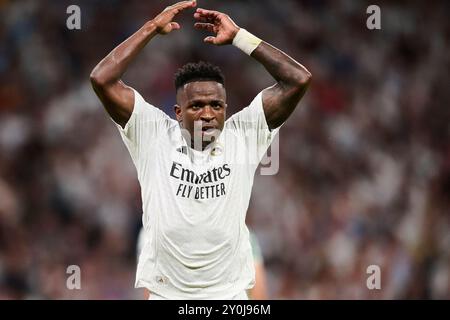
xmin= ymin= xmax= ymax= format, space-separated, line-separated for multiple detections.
xmin=116 ymin=89 xmax=280 ymax=299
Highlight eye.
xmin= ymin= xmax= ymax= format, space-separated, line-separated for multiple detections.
xmin=191 ymin=104 xmax=201 ymax=110
xmin=212 ymin=102 xmax=223 ymax=109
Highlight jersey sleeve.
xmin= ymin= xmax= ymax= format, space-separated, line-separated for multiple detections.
xmin=113 ymin=89 xmax=173 ymax=169
xmin=225 ymin=91 xmax=282 ymax=164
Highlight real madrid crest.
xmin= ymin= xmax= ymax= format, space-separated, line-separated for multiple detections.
xmin=210 ymin=143 xmax=223 ymax=156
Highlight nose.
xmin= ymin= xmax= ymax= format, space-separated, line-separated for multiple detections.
xmin=200 ymin=105 xmax=215 ymax=122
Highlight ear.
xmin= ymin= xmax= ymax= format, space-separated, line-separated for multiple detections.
xmin=174 ymin=104 xmax=182 ymax=123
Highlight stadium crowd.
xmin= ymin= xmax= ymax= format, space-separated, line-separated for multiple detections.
xmin=0 ymin=0 xmax=448 ymax=299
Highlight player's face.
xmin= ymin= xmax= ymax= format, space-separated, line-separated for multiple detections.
xmin=175 ymin=81 xmax=227 ymax=148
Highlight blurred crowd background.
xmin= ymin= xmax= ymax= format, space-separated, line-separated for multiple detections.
xmin=0 ymin=0 xmax=449 ymax=299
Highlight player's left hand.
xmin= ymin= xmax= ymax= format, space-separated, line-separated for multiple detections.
xmin=193 ymin=8 xmax=240 ymax=45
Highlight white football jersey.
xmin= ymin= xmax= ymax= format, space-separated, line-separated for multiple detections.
xmin=116 ymin=89 xmax=280 ymax=299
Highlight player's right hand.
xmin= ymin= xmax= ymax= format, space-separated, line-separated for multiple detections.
xmin=153 ymin=0 xmax=196 ymax=35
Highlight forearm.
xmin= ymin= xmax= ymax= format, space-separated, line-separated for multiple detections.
xmin=251 ymin=41 xmax=311 ymax=89
xmin=193 ymin=8 xmax=311 ymax=129
xmin=90 ymin=21 xmax=159 ymax=85
xmin=232 ymin=30 xmax=311 ymax=128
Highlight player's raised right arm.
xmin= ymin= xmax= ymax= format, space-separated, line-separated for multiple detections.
xmin=90 ymin=0 xmax=197 ymax=128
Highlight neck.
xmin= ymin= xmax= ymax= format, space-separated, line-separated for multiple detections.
xmin=190 ymin=139 xmax=214 ymax=151
xmin=180 ymin=131 xmax=213 ymax=151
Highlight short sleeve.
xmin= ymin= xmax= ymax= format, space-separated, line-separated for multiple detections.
xmin=113 ymin=89 xmax=173 ymax=167
xmin=225 ymin=91 xmax=282 ymax=163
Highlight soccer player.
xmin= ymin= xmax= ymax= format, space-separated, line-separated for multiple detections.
xmin=90 ymin=0 xmax=311 ymax=299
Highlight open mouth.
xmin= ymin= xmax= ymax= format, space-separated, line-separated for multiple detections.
xmin=201 ymin=126 xmax=217 ymax=132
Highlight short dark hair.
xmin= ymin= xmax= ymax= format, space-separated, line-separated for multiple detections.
xmin=174 ymin=61 xmax=225 ymax=90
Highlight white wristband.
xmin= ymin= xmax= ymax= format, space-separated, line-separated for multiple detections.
xmin=232 ymin=28 xmax=262 ymax=56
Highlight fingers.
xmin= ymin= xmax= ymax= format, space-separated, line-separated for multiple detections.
xmin=194 ymin=22 xmax=215 ymax=33
xmin=194 ymin=8 xmax=223 ymax=45
xmin=170 ymin=22 xmax=181 ymax=31
xmin=193 ymin=12 xmax=217 ymax=25
xmin=193 ymin=12 xmax=209 ymax=22
xmin=195 ymin=8 xmax=221 ymax=18
xmin=172 ymin=0 xmax=197 ymax=11
xmin=204 ymin=36 xmax=217 ymax=45
xmin=169 ymin=0 xmax=196 ymax=15
xmin=195 ymin=8 xmax=223 ymax=23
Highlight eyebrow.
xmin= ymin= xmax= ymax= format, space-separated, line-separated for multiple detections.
xmin=187 ymin=99 xmax=225 ymax=105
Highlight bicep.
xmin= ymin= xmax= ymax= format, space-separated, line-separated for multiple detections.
xmin=262 ymin=82 xmax=308 ymax=130
xmin=91 ymin=79 xmax=134 ymax=128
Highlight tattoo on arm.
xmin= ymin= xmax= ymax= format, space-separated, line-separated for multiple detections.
xmin=251 ymin=42 xmax=312 ymax=130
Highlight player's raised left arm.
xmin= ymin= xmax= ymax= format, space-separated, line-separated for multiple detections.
xmin=251 ymin=42 xmax=312 ymax=129
xmin=194 ymin=8 xmax=312 ymax=130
